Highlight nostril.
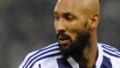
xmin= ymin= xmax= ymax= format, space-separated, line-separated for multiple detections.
xmin=56 ymin=30 xmax=65 ymax=35
xmin=56 ymin=24 xmax=66 ymax=32
xmin=58 ymin=30 xmax=65 ymax=34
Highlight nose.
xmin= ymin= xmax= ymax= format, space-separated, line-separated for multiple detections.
xmin=55 ymin=20 xmax=66 ymax=33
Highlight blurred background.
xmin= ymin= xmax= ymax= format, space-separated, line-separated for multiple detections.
xmin=0 ymin=0 xmax=120 ymax=68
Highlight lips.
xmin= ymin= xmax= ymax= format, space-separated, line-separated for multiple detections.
xmin=58 ymin=35 xmax=70 ymax=46
xmin=57 ymin=31 xmax=71 ymax=46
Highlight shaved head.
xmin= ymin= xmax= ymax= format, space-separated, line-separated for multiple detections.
xmin=54 ymin=0 xmax=100 ymax=17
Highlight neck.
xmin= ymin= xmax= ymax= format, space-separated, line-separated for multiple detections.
xmin=72 ymin=32 xmax=98 ymax=67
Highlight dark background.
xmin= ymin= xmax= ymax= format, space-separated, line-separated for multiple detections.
xmin=0 ymin=0 xmax=120 ymax=68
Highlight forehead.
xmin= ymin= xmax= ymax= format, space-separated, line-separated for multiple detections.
xmin=54 ymin=0 xmax=85 ymax=14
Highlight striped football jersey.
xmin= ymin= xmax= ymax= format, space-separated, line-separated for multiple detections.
xmin=19 ymin=42 xmax=120 ymax=68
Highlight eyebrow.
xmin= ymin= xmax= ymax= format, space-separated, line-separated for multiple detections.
xmin=64 ymin=12 xmax=73 ymax=16
xmin=54 ymin=11 xmax=73 ymax=15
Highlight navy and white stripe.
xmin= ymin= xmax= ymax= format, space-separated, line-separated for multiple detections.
xmin=96 ymin=43 xmax=120 ymax=68
xmin=19 ymin=42 xmax=61 ymax=68
xmin=19 ymin=43 xmax=120 ymax=68
xmin=101 ymin=43 xmax=120 ymax=58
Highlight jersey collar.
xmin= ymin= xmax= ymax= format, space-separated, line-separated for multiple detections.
xmin=66 ymin=43 xmax=103 ymax=68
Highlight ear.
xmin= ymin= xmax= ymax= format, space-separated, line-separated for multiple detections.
xmin=88 ymin=13 xmax=100 ymax=30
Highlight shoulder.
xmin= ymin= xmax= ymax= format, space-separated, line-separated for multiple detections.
xmin=27 ymin=42 xmax=61 ymax=60
xmin=98 ymin=43 xmax=120 ymax=67
xmin=19 ymin=42 xmax=62 ymax=68
xmin=98 ymin=43 xmax=120 ymax=58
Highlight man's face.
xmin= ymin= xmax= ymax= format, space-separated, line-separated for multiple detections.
xmin=54 ymin=0 xmax=90 ymax=57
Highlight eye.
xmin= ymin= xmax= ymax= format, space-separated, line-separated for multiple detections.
xmin=67 ymin=15 xmax=74 ymax=20
xmin=64 ymin=14 xmax=76 ymax=21
xmin=55 ymin=15 xmax=60 ymax=21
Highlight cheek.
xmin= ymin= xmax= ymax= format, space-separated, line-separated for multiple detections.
xmin=66 ymin=21 xmax=86 ymax=32
xmin=65 ymin=23 xmax=87 ymax=41
xmin=67 ymin=32 xmax=77 ymax=41
xmin=54 ymin=22 xmax=58 ymax=33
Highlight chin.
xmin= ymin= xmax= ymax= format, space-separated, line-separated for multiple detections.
xmin=59 ymin=31 xmax=90 ymax=59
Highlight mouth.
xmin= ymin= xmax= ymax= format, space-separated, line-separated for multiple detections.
xmin=58 ymin=35 xmax=70 ymax=47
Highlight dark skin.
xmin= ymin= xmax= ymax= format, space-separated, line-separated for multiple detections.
xmin=54 ymin=0 xmax=100 ymax=67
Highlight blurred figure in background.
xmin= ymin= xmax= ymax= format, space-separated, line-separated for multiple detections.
xmin=19 ymin=0 xmax=120 ymax=68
